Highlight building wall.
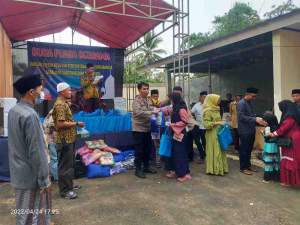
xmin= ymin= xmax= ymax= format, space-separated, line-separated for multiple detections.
xmin=273 ymin=29 xmax=300 ymax=118
xmin=0 ymin=23 xmax=13 ymax=97
xmin=189 ymin=60 xmax=274 ymax=115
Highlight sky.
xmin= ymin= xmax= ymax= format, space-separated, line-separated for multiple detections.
xmin=35 ymin=0 xmax=300 ymax=56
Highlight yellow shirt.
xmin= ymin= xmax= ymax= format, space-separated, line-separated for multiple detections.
xmin=52 ymin=97 xmax=77 ymax=144
xmin=80 ymin=73 xmax=99 ymax=100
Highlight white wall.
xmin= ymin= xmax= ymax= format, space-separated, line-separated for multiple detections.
xmin=273 ymin=29 xmax=300 ymax=118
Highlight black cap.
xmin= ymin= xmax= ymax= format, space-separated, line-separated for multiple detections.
xmin=173 ymin=86 xmax=183 ymax=92
xmin=292 ymin=89 xmax=300 ymax=94
xmin=246 ymin=87 xmax=258 ymax=94
xmin=86 ymin=63 xmax=94 ymax=68
xmin=200 ymin=91 xmax=208 ymax=96
xmin=13 ymin=75 xmax=42 ymax=95
xmin=151 ymin=89 xmax=159 ymax=95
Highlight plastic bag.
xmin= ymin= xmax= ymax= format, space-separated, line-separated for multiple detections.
xmin=159 ymin=128 xmax=172 ymax=157
xmin=218 ymin=125 xmax=233 ymax=151
xmin=77 ymin=127 xmax=90 ymax=139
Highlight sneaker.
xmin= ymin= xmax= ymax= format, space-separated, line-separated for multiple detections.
xmin=73 ymin=185 xmax=82 ymax=190
xmin=135 ymin=170 xmax=146 ymax=179
xmin=143 ymin=168 xmax=157 ymax=174
xmin=61 ymin=191 xmax=77 ymax=199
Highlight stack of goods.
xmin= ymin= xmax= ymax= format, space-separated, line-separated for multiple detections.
xmin=77 ymin=139 xmax=135 ymax=179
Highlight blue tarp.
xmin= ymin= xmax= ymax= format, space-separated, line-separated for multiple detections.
xmin=73 ymin=109 xmax=132 ymax=134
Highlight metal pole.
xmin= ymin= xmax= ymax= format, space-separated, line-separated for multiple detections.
xmin=208 ymin=61 xmax=212 ymax=93
xmin=167 ymin=69 xmax=172 ymax=95
xmin=177 ymin=0 xmax=181 ymax=90
xmin=187 ymin=0 xmax=190 ymax=105
xmin=172 ymin=0 xmax=176 ymax=90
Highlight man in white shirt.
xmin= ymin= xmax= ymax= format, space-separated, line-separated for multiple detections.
xmin=191 ymin=91 xmax=207 ymax=163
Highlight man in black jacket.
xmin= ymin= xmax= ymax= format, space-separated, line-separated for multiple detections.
xmin=237 ymin=88 xmax=267 ymax=175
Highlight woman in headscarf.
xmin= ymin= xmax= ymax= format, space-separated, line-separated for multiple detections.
xmin=269 ymin=100 xmax=300 ymax=187
xmin=166 ymin=92 xmax=191 ymax=182
xmin=203 ymin=94 xmax=229 ymax=175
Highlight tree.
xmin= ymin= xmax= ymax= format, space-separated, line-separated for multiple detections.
xmin=182 ymin=2 xmax=261 ymax=49
xmin=213 ymin=2 xmax=260 ymax=37
xmin=182 ymin=32 xmax=212 ymax=49
xmin=137 ymin=32 xmax=167 ymax=65
xmin=124 ymin=56 xmax=146 ymax=84
xmin=124 ymin=32 xmax=167 ymax=84
xmin=264 ymin=0 xmax=297 ymax=19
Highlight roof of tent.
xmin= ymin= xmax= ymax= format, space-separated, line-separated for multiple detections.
xmin=0 ymin=0 xmax=173 ymax=48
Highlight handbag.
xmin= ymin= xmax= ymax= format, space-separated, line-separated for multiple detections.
xmin=159 ymin=128 xmax=172 ymax=157
xmin=276 ymin=137 xmax=292 ymax=148
xmin=218 ymin=124 xmax=233 ymax=151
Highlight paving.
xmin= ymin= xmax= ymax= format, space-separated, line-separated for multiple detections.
xmin=1 ymin=158 xmax=300 ymax=225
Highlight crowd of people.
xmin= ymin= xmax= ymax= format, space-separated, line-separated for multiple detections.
xmin=6 ymin=73 xmax=300 ymax=224
xmin=132 ymin=82 xmax=300 ymax=187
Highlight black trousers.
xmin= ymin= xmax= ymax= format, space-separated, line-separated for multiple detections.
xmin=239 ymin=133 xmax=255 ymax=171
xmin=199 ymin=129 xmax=206 ymax=156
xmin=56 ymin=142 xmax=75 ymax=195
xmin=232 ymin=128 xmax=239 ymax=150
xmin=132 ymin=131 xmax=152 ymax=170
xmin=186 ymin=126 xmax=206 ymax=160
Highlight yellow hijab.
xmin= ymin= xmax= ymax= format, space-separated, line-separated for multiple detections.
xmin=203 ymin=94 xmax=221 ymax=114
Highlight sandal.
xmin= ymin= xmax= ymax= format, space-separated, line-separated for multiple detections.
xmin=248 ymin=167 xmax=258 ymax=172
xmin=177 ymin=175 xmax=191 ymax=182
xmin=240 ymin=170 xmax=253 ymax=175
xmin=166 ymin=171 xmax=176 ymax=179
xmin=280 ymin=183 xmax=291 ymax=187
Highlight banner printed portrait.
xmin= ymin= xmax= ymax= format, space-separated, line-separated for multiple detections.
xmin=27 ymin=41 xmax=124 ymax=100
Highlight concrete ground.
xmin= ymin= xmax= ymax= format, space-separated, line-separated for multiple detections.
xmin=1 ymin=158 xmax=300 ymax=225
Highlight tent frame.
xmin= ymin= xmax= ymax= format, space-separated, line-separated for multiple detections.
xmin=14 ymin=0 xmax=175 ymax=22
xmin=12 ymin=0 xmax=190 ymax=106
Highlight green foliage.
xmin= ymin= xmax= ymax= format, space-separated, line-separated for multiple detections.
xmin=183 ymin=2 xmax=261 ymax=49
xmin=137 ymin=32 xmax=167 ymax=65
xmin=124 ymin=32 xmax=167 ymax=84
xmin=264 ymin=0 xmax=297 ymax=19
xmin=213 ymin=2 xmax=260 ymax=37
xmin=182 ymin=32 xmax=212 ymax=49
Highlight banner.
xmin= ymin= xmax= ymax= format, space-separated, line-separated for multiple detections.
xmin=27 ymin=41 xmax=124 ymax=99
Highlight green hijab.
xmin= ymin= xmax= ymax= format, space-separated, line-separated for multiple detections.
xmin=203 ymin=94 xmax=221 ymax=114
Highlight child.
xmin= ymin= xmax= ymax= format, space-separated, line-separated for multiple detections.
xmin=262 ymin=111 xmax=280 ymax=183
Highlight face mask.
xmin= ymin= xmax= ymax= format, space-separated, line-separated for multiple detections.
xmin=35 ymin=95 xmax=43 ymax=105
